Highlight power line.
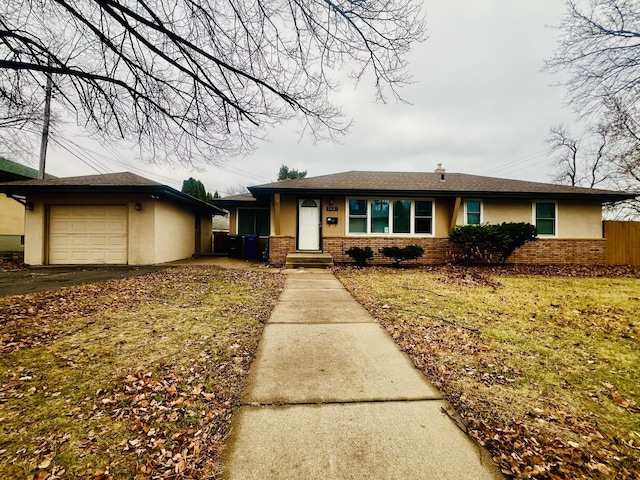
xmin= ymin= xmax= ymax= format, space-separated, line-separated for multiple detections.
xmin=481 ymin=148 xmax=549 ymax=176
xmin=50 ymin=136 xmax=111 ymax=174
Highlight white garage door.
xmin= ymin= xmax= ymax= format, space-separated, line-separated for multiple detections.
xmin=49 ymin=205 xmax=128 ymax=264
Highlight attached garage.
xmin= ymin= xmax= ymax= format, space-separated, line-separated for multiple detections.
xmin=49 ymin=205 xmax=128 ymax=264
xmin=0 ymin=172 xmax=225 ymax=266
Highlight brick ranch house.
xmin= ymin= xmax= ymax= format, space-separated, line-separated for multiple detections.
xmin=214 ymin=168 xmax=636 ymax=267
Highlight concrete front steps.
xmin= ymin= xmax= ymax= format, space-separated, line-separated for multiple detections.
xmin=285 ymin=252 xmax=334 ymax=269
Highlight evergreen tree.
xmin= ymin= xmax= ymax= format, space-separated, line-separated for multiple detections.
xmin=277 ymin=165 xmax=307 ymax=181
xmin=182 ymin=178 xmax=215 ymax=204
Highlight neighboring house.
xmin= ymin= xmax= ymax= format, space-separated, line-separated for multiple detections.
xmin=214 ymin=168 xmax=636 ymax=266
xmin=0 ymin=158 xmax=56 ymax=253
xmin=0 ymin=172 xmax=224 ymax=265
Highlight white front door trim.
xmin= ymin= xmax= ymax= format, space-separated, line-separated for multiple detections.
xmin=298 ymin=198 xmax=321 ymax=250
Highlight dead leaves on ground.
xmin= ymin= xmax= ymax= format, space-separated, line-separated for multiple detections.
xmin=0 ymin=266 xmax=285 ymax=479
xmin=337 ymin=266 xmax=640 ymax=480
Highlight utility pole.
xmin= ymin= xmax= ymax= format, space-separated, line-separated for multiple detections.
xmin=38 ymin=59 xmax=53 ymax=180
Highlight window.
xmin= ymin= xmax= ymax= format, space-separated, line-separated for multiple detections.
xmin=393 ymin=200 xmax=411 ymax=233
xmin=238 ymin=208 xmax=269 ymax=235
xmin=465 ymin=200 xmax=481 ymax=225
xmin=414 ymin=201 xmax=433 ymax=234
xmin=347 ymin=198 xmax=434 ymax=235
xmin=370 ymin=200 xmax=389 ymax=233
xmin=348 ymin=199 xmax=368 ymax=233
xmin=534 ymin=202 xmax=556 ymax=235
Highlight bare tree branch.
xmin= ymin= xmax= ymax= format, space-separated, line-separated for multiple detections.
xmin=0 ymin=0 xmax=425 ymax=166
xmin=546 ymin=0 xmax=640 ymax=218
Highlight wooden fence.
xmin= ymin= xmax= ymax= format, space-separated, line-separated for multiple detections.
xmin=604 ymin=221 xmax=640 ymax=266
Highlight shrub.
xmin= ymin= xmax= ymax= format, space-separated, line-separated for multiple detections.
xmin=344 ymin=246 xmax=374 ymax=266
xmin=491 ymin=222 xmax=538 ymax=263
xmin=448 ymin=224 xmax=492 ymax=264
xmin=379 ymin=245 xmax=425 ymax=265
xmin=449 ymin=223 xmax=537 ymax=264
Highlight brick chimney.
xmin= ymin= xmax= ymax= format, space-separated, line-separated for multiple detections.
xmin=434 ymin=164 xmax=445 ymax=181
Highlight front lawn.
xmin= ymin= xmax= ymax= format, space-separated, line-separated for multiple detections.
xmin=336 ymin=266 xmax=640 ymax=480
xmin=0 ymin=266 xmax=285 ymax=479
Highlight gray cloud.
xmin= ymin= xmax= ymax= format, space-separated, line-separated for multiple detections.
xmin=43 ymin=1 xmax=575 ymax=195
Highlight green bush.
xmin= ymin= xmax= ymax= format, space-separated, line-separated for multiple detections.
xmin=448 ymin=224 xmax=491 ymax=264
xmin=449 ymin=223 xmax=537 ymax=264
xmin=344 ymin=246 xmax=374 ymax=266
xmin=379 ymin=245 xmax=425 ymax=265
xmin=490 ymin=222 xmax=538 ymax=263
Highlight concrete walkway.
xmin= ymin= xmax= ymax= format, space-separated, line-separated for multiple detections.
xmin=221 ymin=270 xmax=503 ymax=480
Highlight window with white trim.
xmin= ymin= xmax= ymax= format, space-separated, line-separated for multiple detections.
xmin=464 ymin=200 xmax=482 ymax=225
xmin=347 ymin=198 xmax=434 ymax=235
xmin=414 ymin=200 xmax=433 ymax=234
xmin=534 ymin=201 xmax=557 ymax=236
xmin=348 ymin=199 xmax=368 ymax=233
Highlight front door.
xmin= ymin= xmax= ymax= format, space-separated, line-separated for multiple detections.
xmin=298 ymin=199 xmax=320 ymax=250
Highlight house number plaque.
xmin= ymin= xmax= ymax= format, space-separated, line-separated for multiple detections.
xmin=326 ymin=206 xmax=338 ymax=212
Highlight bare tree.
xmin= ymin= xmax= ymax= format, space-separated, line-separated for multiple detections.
xmin=548 ymin=125 xmax=579 ymax=186
xmin=0 ymin=0 xmax=425 ymax=166
xmin=545 ymin=0 xmax=640 ymax=217
xmin=547 ymin=124 xmax=611 ymax=188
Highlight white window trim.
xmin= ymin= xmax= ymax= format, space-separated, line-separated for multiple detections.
xmin=346 ymin=197 xmax=435 ymax=236
xmin=463 ymin=199 xmax=483 ymax=225
xmin=532 ymin=200 xmax=558 ymax=238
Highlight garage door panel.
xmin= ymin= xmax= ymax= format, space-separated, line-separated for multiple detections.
xmin=109 ymin=236 xmax=126 ymax=246
xmin=71 ymin=236 xmax=89 ymax=246
xmin=49 ymin=235 xmax=69 ymax=247
xmin=90 ymin=236 xmax=106 ymax=246
xmin=49 ymin=206 xmax=128 ymax=265
xmin=89 ymin=221 xmax=107 ymax=231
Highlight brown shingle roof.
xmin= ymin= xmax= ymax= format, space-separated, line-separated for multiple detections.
xmin=0 ymin=171 xmax=224 ymax=215
xmin=0 ymin=171 xmax=161 ymax=187
xmin=248 ymin=171 xmax=635 ymax=202
xmin=213 ymin=192 xmax=267 ymax=209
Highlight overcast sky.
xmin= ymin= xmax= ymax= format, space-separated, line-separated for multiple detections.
xmin=39 ymin=1 xmax=576 ymax=196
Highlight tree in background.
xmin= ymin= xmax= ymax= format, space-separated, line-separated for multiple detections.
xmin=545 ymin=0 xmax=640 ymax=218
xmin=547 ymin=124 xmax=612 ymax=188
xmin=0 ymin=0 xmax=425 ymax=165
xmin=181 ymin=178 xmax=214 ymax=204
xmin=277 ymin=165 xmax=307 ymax=181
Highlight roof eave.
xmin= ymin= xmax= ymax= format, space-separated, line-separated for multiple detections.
xmin=0 ymin=183 xmax=224 ymax=215
xmin=247 ymin=186 xmax=635 ymax=202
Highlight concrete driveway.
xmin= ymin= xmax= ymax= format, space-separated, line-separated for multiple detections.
xmin=0 ymin=256 xmax=268 ymax=297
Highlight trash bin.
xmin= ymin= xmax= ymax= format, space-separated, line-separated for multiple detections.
xmin=244 ymin=234 xmax=258 ymax=260
xmin=228 ymin=234 xmax=242 ymax=258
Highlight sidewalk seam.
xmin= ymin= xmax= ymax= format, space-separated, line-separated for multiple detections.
xmin=241 ymin=397 xmax=446 ymax=407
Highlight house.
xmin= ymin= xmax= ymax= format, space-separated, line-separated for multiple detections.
xmin=214 ymin=168 xmax=636 ymax=267
xmin=0 ymin=158 xmax=56 ymax=254
xmin=0 ymin=172 xmax=224 ymax=265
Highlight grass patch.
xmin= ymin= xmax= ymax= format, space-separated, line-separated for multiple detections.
xmin=0 ymin=266 xmax=285 ymax=479
xmin=336 ymin=266 xmax=640 ymax=479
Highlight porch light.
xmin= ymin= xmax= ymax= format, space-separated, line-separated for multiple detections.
xmin=134 ymin=202 xmax=142 ymax=211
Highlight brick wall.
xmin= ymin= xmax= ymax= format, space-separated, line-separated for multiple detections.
xmin=323 ymin=237 xmax=452 ymax=265
xmin=268 ymin=236 xmax=296 ymax=266
xmin=268 ymin=236 xmax=607 ymax=266
xmin=509 ymin=239 xmax=606 ymax=265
